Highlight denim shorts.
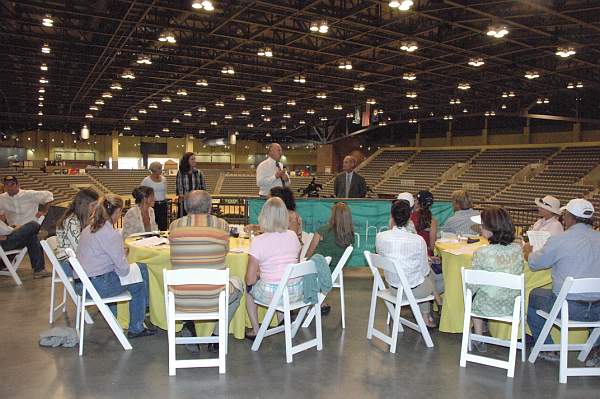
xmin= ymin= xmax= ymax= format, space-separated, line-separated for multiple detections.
xmin=250 ymin=278 xmax=304 ymax=305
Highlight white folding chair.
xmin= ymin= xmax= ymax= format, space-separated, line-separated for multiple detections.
xmin=300 ymin=232 xmax=314 ymax=260
xmin=302 ymin=246 xmax=353 ymax=329
xmin=528 ymin=277 xmax=600 ymax=384
xmin=65 ymin=248 xmax=132 ymax=356
xmin=163 ymin=268 xmax=229 ymax=375
xmin=251 ymin=257 xmax=331 ymax=363
xmin=459 ymin=268 xmax=525 ymax=378
xmin=41 ymin=238 xmax=93 ymax=325
xmin=364 ymin=251 xmax=434 ymax=352
xmin=0 ymin=215 xmax=46 ymax=286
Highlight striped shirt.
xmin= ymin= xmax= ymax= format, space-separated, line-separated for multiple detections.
xmin=175 ymin=169 xmax=205 ymax=196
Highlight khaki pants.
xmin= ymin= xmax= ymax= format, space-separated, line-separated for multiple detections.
xmin=391 ymin=273 xmax=435 ymax=314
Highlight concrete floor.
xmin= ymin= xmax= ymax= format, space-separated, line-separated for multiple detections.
xmin=1 ymin=266 xmax=599 ymax=399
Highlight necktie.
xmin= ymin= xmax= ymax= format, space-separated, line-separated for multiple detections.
xmin=276 ymin=161 xmax=286 ymax=187
xmin=345 ymin=173 xmax=351 ymax=197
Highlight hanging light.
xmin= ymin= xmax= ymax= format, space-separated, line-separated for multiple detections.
xmin=183 ymin=111 xmax=192 ymax=117
xmin=39 ymin=77 xmax=48 ymax=84
xmin=42 ymin=15 xmax=54 ymax=27
xmin=501 ymin=104 xmax=507 ymax=109
xmin=224 ymin=114 xmax=232 ymax=119
xmin=306 ymin=109 xmax=315 ymax=114
xmin=487 ymin=25 xmax=509 ymax=38
xmin=130 ymin=116 xmax=139 ymax=121
xmin=123 ymin=126 xmax=131 ymax=131
xmin=85 ymin=113 xmax=93 ymax=119
xmin=402 ymin=72 xmax=416 ymax=81
xmin=177 ymin=88 xmax=188 ymax=96
xmin=241 ymin=110 xmax=250 ymax=115
xmin=567 ymin=82 xmax=575 ymax=89
xmin=210 ymin=121 xmax=218 ymax=126
xmin=405 ymin=91 xmax=417 ymax=98
xmin=197 ymin=106 xmax=207 ymax=112
xmin=38 ymin=111 xmax=43 ymax=115
xmin=280 ymin=125 xmax=287 ymax=131
xmin=95 ymin=99 xmax=105 ymax=105
xmin=39 ymin=88 xmax=45 ymax=93
xmin=389 ymin=0 xmax=414 ymax=11
xmin=161 ymin=96 xmax=172 ymax=103
xmin=191 ymin=0 xmax=214 ymax=11
xmin=121 ymin=69 xmax=135 ymax=79
xmin=37 ymin=122 xmax=43 ymax=127
xmin=463 ymin=108 xmax=468 ymax=113
xmin=316 ymin=92 xmax=327 ymax=99
xmin=468 ymin=57 xmax=485 ymax=67
xmin=102 ymin=92 xmax=113 ymax=98
xmin=260 ymin=86 xmax=272 ymax=93
xmin=338 ymin=60 xmax=352 ymax=70
xmin=449 ymin=98 xmax=461 ymax=104
xmin=458 ymin=82 xmax=471 ymax=90
xmin=283 ymin=113 xmax=291 ymax=118
xmin=408 ymin=104 xmax=419 ymax=110
xmin=41 ymin=43 xmax=51 ymax=54
xmin=298 ymin=120 xmax=306 ymax=125
xmin=138 ymin=109 xmax=147 ymax=114
xmin=400 ymin=41 xmax=418 ymax=52
xmin=408 ymin=118 xmax=418 ymax=124
xmin=262 ymin=105 xmax=271 ymax=111
xmin=524 ymin=71 xmax=540 ymax=79
xmin=89 ymin=106 xmax=98 ymax=111
xmin=148 ymin=103 xmax=158 ymax=109
xmin=346 ymin=113 xmax=354 ymax=118
xmin=158 ymin=31 xmax=177 ymax=43
xmin=215 ymin=101 xmax=224 ymax=107
xmin=110 ymin=82 xmax=123 ymax=90
xmin=257 ymin=47 xmax=273 ymax=57
xmin=162 ymin=128 xmax=170 ymax=132
xmin=293 ymin=75 xmax=306 ymax=83
xmin=38 ymin=96 xmax=45 ymax=101
xmin=443 ymin=115 xmax=453 ymax=120
xmin=40 ymin=63 xmax=48 ymax=71
xmin=508 ymin=91 xmax=515 ymax=97
xmin=353 ymin=83 xmax=365 ymax=91
xmin=136 ymin=54 xmax=152 ymax=65
xmin=366 ymin=98 xmax=376 ymax=104
xmin=310 ymin=20 xmax=329 ymax=33
xmin=286 ymin=99 xmax=296 ymax=106
xmin=196 ymin=79 xmax=208 ymax=86
xmin=235 ymin=94 xmax=246 ymax=101
xmin=199 ymin=129 xmax=206 ymax=134
xmin=333 ymin=104 xmax=343 ymax=110
xmin=555 ymin=46 xmax=576 ymax=58
xmin=320 ymin=116 xmax=328 ymax=121
xmin=246 ymin=123 xmax=254 ymax=128
xmin=81 ymin=125 xmax=90 ymax=139
xmin=221 ymin=65 xmax=235 ymax=75
xmin=576 ymin=81 xmax=584 ymax=88
xmin=263 ymin=116 xmax=271 ymax=122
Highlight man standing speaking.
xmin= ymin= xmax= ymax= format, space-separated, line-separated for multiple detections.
xmin=256 ymin=143 xmax=290 ymax=198
xmin=334 ymin=155 xmax=367 ymax=198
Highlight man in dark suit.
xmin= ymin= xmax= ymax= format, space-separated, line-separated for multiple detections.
xmin=334 ymin=155 xmax=367 ymax=198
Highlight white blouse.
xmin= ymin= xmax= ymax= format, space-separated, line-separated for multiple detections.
xmin=141 ymin=175 xmax=167 ymax=201
xmin=121 ymin=205 xmax=158 ymax=239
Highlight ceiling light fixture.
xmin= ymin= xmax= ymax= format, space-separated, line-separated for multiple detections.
xmin=260 ymin=86 xmax=272 ymax=93
xmin=306 ymin=109 xmax=315 ymax=114
xmin=148 ymin=103 xmax=158 ymax=109
xmin=299 ymin=120 xmax=306 ymax=125
xmin=81 ymin=124 xmax=90 ymax=139
xmin=409 ymin=118 xmax=417 ymax=124
xmin=177 ymin=89 xmax=188 ymax=96
xmin=162 ymin=128 xmax=170 ymax=132
xmin=406 ymin=91 xmax=417 ymax=98
xmin=458 ymin=82 xmax=471 ymax=90
xmin=40 ymin=63 xmax=48 ymax=71
xmin=89 ymin=106 xmax=98 ymax=111
xmin=293 ymin=75 xmax=306 ymax=83
xmin=235 ymin=94 xmax=246 ymax=101
xmin=136 ymin=54 xmax=152 ymax=65
xmin=400 ymin=41 xmax=418 ymax=52
xmin=402 ymin=72 xmax=416 ymax=81
xmin=501 ymin=104 xmax=507 ymax=109
xmin=191 ymin=0 xmax=214 ymax=11
xmin=408 ymin=104 xmax=419 ymax=110
xmin=346 ymin=113 xmax=354 ymax=118
xmin=85 ymin=113 xmax=93 ymax=119
xmin=38 ymin=96 xmax=44 ymax=101
xmin=334 ymin=104 xmax=343 ymax=110
xmin=338 ymin=60 xmax=352 ymax=70
xmin=262 ymin=105 xmax=271 ymax=111
xmin=38 ymin=111 xmax=43 ymax=115
xmin=158 ymin=31 xmax=177 ymax=43
xmin=102 ymin=92 xmax=113 ymax=98
xmin=310 ymin=20 xmax=329 ymax=34
xmin=215 ymin=101 xmax=224 ymax=107
xmin=130 ymin=115 xmax=138 ymax=121
xmin=221 ymin=65 xmax=235 ymax=75
xmin=123 ymin=126 xmax=131 ymax=131
xmin=283 ymin=113 xmax=291 ymax=118
xmin=42 ymin=15 xmax=54 ymax=27
xmin=286 ymin=99 xmax=296 ymax=106
xmin=366 ymin=98 xmax=376 ymax=104
xmin=183 ymin=111 xmax=192 ymax=117
xmin=138 ymin=109 xmax=147 ymax=114
xmin=110 ymin=82 xmax=122 ymax=90
xmin=556 ymin=46 xmax=576 ymax=58
xmin=449 ymin=98 xmax=461 ymax=104
xmin=316 ymin=92 xmax=327 ymax=99
xmin=487 ymin=25 xmax=509 ymax=38
xmin=257 ymin=47 xmax=273 ymax=57
xmin=246 ymin=123 xmax=254 ymax=128
xmin=524 ymin=71 xmax=540 ymax=79
xmin=41 ymin=43 xmax=51 ymax=54
xmin=468 ymin=57 xmax=485 ymax=67
xmin=38 ymin=88 xmax=45 ymax=93
xmin=320 ymin=116 xmax=328 ymax=121
xmin=161 ymin=96 xmax=172 ymax=103
xmin=241 ymin=110 xmax=250 ymax=115
xmin=389 ymin=0 xmax=414 ymax=11
xmin=196 ymin=79 xmax=208 ymax=86
xmin=197 ymin=106 xmax=207 ymax=112
xmin=121 ymin=69 xmax=135 ymax=79
xmin=210 ymin=121 xmax=218 ymax=126
xmin=224 ymin=114 xmax=232 ymax=119
xmin=94 ymin=99 xmax=104 ymax=105
xmin=263 ymin=117 xmax=271 ymax=122
xmin=39 ymin=77 xmax=48 ymax=84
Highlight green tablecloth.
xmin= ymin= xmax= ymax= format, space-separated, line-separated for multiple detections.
xmin=249 ymin=198 xmax=454 ymax=267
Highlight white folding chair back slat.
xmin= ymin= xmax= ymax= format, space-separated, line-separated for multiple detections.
xmin=302 ymin=246 xmax=353 ymax=329
xmin=528 ymin=277 xmax=600 ymax=383
xmin=251 ymin=257 xmax=331 ymax=363
xmin=459 ymin=267 xmax=525 ymax=378
xmin=364 ymin=251 xmax=434 ymax=353
xmin=0 ymin=246 xmax=28 ymax=286
xmin=163 ymin=268 xmax=230 ymax=375
xmin=41 ymin=238 xmax=93 ymax=325
xmin=299 ymin=232 xmax=314 ymax=260
xmin=65 ymin=248 xmax=132 ymax=356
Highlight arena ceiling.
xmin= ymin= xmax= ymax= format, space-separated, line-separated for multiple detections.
xmin=1 ymin=0 xmax=600 ymax=143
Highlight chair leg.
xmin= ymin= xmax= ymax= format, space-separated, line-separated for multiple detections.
xmin=62 ymin=286 xmax=68 ymax=312
xmin=577 ymin=327 xmax=600 ymax=362
xmin=49 ymin=273 xmax=57 ymax=324
xmin=460 ymin=299 xmax=472 ymax=368
xmin=389 ymin=303 xmax=401 ymax=354
xmin=559 ymin=318 xmax=569 ymax=384
xmin=506 ymin=301 xmax=521 ymax=378
xmin=528 ymin=313 xmax=555 ymax=363
xmin=292 ymin=307 xmax=309 ymax=338
xmin=301 ymin=306 xmax=316 ymax=329
xmin=284 ymin=307 xmax=293 ymax=363
xmin=366 ymin=283 xmax=378 ymax=340
xmin=167 ymin=304 xmax=176 ymax=376
xmin=339 ymin=276 xmax=346 ymax=329
xmin=78 ymin=303 xmax=86 ymax=356
xmin=251 ymin=303 xmax=277 ymax=351
xmin=315 ymin=303 xmax=323 ymax=351
xmin=218 ymin=296 xmax=226 ymax=374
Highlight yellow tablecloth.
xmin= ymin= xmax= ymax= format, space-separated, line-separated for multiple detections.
xmin=117 ymin=236 xmax=274 ymax=339
xmin=435 ymin=239 xmax=588 ymax=343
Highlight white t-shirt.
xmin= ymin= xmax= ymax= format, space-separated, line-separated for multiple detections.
xmin=256 ymin=157 xmax=290 ymax=197
xmin=141 ymin=175 xmax=167 ymax=201
xmin=0 ymin=189 xmax=53 ymax=225
xmin=530 ymin=217 xmax=563 ymax=237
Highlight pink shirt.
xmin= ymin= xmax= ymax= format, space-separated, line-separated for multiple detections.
xmin=249 ymin=230 xmax=300 ymax=283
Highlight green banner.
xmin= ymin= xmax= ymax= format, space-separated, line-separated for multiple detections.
xmin=248 ymin=198 xmax=454 ymax=267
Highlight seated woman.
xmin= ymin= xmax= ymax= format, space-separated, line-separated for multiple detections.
xmin=441 ymin=189 xmax=480 ymax=236
xmin=305 ymin=202 xmax=355 ymax=314
xmin=468 ymin=206 xmax=524 ymax=353
xmin=245 ymin=197 xmax=301 ymax=339
xmin=55 ymin=188 xmax=99 ymax=276
xmin=121 ymin=186 xmax=158 ymax=239
xmin=76 ymin=194 xmax=154 ymax=339
xmin=530 ymin=195 xmax=563 ymax=236
xmin=376 ymin=199 xmax=437 ymax=328
xmin=269 ymin=186 xmax=302 ymax=243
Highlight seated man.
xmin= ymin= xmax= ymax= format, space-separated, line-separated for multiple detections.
xmin=0 ymin=176 xmax=53 ymax=278
xmin=169 ymin=190 xmax=242 ymax=353
xmin=527 ymin=199 xmax=600 ymax=366
xmin=440 ymin=189 xmax=480 ymax=236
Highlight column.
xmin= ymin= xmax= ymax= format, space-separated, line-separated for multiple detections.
xmin=111 ymin=130 xmax=119 ymax=169
xmin=185 ymin=134 xmax=194 ymax=153
xmin=523 ymin=118 xmax=531 ymax=144
xmin=481 ymin=118 xmax=489 ymax=145
xmin=415 ymin=123 xmax=422 ymax=147
xmin=572 ymin=122 xmax=582 ymax=142
xmin=446 ymin=121 xmax=453 ymax=146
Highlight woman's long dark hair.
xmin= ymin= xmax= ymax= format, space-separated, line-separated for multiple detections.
xmin=57 ymin=188 xmax=99 ymax=229
xmin=179 ymin=152 xmax=195 ymax=174
xmin=416 ymin=191 xmax=434 ymax=231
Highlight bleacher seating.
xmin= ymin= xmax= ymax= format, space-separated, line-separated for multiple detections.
xmin=359 ymin=150 xmax=415 ymax=189
xmin=376 ymin=149 xmax=479 ymax=195
xmin=491 ymin=147 xmax=600 ymax=205
xmin=218 ymin=173 xmax=258 ymax=196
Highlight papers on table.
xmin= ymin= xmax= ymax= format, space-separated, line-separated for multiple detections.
xmin=444 ymin=244 xmax=483 ymax=256
xmin=131 ymin=236 xmax=169 ymax=248
xmin=527 ymin=230 xmax=551 ymax=252
xmin=128 ymin=231 xmax=162 ymax=239
xmin=119 ymin=263 xmax=144 ymax=285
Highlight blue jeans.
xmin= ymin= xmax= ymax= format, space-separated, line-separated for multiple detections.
xmin=59 ymin=258 xmax=73 ymax=278
xmin=76 ymin=264 xmax=149 ymax=334
xmin=528 ymin=288 xmax=600 ymax=346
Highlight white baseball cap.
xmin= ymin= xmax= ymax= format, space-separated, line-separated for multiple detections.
xmin=396 ymin=192 xmax=414 ymax=208
xmin=470 ymin=215 xmax=482 ymax=225
xmin=561 ymin=198 xmax=595 ymax=219
xmin=534 ymin=195 xmax=561 ymax=215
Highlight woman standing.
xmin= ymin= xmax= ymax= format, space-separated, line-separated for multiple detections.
xmin=76 ymin=194 xmax=154 ymax=338
xmin=55 ymin=188 xmax=99 ymax=276
xmin=121 ymin=186 xmax=158 ymax=239
xmin=175 ymin=152 xmax=205 ymax=217
xmin=141 ymin=161 xmax=168 ymax=230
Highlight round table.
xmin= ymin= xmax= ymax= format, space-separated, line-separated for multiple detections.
xmin=118 ymin=235 xmax=274 ymax=339
xmin=435 ymin=239 xmax=588 ymax=343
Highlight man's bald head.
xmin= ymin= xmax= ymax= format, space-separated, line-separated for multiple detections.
xmin=184 ymin=190 xmax=212 ymax=214
xmin=342 ymin=155 xmax=357 ymax=172
xmin=268 ymin=143 xmax=283 ymax=161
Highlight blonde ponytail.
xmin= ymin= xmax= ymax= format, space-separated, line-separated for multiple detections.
xmin=90 ymin=194 xmax=123 ymax=233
